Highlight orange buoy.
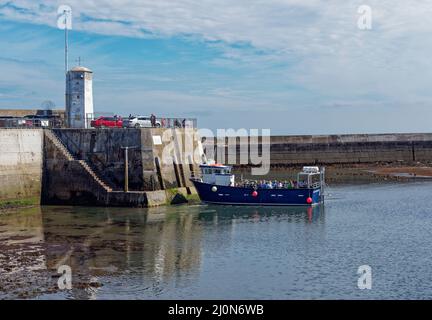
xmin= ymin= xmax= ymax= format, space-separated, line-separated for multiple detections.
xmin=252 ymin=191 xmax=258 ymax=197
xmin=306 ymin=197 xmax=313 ymax=204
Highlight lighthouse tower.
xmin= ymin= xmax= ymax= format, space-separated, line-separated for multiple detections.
xmin=66 ymin=66 xmax=94 ymax=128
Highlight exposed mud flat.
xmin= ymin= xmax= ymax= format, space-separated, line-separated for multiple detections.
xmin=0 ymin=207 xmax=115 ymax=299
xmin=0 ymin=241 xmax=59 ymax=299
xmin=369 ymin=165 xmax=432 ymax=178
xmin=0 ymin=205 xmax=198 ymax=299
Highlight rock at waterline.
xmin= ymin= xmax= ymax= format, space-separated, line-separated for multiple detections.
xmin=170 ymin=193 xmax=188 ymax=205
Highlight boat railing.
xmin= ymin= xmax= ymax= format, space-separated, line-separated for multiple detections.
xmin=309 ymin=182 xmax=321 ymax=189
xmin=190 ymin=177 xmax=321 ymax=189
xmin=190 ymin=170 xmax=323 ymax=189
xmin=190 ymin=173 xmax=203 ymax=181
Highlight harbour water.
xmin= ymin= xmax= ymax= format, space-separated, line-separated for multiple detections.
xmin=1 ymin=181 xmax=432 ymax=299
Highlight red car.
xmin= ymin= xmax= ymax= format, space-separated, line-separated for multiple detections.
xmin=90 ymin=116 xmax=123 ymax=128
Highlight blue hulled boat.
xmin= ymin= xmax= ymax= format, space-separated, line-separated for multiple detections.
xmin=190 ymin=163 xmax=325 ymax=206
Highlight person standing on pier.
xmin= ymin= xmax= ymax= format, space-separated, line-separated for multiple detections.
xmin=150 ymin=113 xmax=156 ymax=127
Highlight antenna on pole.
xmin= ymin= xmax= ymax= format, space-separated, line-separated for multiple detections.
xmin=59 ymin=6 xmax=72 ymax=127
xmin=57 ymin=5 xmax=72 ymax=74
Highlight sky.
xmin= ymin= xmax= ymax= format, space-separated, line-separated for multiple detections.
xmin=1 ymin=0 xmax=432 ymax=135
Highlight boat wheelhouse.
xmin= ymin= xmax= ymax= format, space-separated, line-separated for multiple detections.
xmin=199 ymin=164 xmax=235 ymax=186
xmin=190 ymin=163 xmax=325 ymax=206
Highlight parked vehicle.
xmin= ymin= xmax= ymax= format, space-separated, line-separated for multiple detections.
xmin=23 ymin=115 xmax=59 ymax=127
xmin=122 ymin=116 xmax=161 ymax=128
xmin=90 ymin=116 xmax=123 ymax=128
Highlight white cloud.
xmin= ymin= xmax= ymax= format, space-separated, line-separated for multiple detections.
xmin=0 ymin=1 xmax=429 ymax=49
xmin=2 ymin=1 xmax=432 ymax=69
xmin=2 ymin=0 xmax=432 ymax=133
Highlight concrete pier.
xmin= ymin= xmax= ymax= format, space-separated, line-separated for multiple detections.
xmin=1 ymin=128 xmax=201 ymax=208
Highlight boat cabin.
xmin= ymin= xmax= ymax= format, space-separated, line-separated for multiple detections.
xmin=297 ymin=166 xmax=325 ymax=188
xmin=200 ymin=164 xmax=235 ymax=186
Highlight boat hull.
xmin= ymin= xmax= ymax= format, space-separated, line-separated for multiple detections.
xmin=191 ymin=180 xmax=322 ymax=206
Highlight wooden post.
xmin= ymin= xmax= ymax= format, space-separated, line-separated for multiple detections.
xmin=124 ymin=147 xmax=129 ymax=192
xmin=121 ymin=146 xmax=137 ymax=192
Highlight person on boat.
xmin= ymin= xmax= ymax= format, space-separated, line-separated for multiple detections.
xmin=298 ymin=180 xmax=307 ymax=188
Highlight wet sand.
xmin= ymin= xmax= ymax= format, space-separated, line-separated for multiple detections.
xmin=0 ymin=207 xmax=57 ymax=299
xmin=0 ymin=205 xmax=199 ymax=299
xmin=0 ymin=206 xmax=108 ymax=299
xmin=369 ymin=165 xmax=432 ymax=178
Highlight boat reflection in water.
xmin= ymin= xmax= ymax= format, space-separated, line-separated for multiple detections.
xmin=0 ymin=203 xmax=325 ymax=299
xmin=198 ymin=204 xmax=325 ymax=224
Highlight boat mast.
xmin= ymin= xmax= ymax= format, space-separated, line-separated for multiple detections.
xmin=320 ymin=167 xmax=325 ymax=203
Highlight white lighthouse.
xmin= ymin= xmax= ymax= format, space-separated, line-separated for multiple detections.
xmin=66 ymin=66 xmax=94 ymax=128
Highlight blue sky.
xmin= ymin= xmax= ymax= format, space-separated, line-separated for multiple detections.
xmin=1 ymin=0 xmax=432 ymax=134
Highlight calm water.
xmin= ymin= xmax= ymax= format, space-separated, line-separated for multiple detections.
xmin=1 ymin=181 xmax=432 ymax=300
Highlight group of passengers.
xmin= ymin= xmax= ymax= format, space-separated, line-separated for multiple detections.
xmin=236 ymin=180 xmax=304 ymax=189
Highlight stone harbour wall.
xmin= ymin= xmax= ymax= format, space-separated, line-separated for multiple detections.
xmin=208 ymin=133 xmax=432 ymax=166
xmin=6 ymin=129 xmax=432 ymax=207
xmin=0 ymin=129 xmax=43 ymax=206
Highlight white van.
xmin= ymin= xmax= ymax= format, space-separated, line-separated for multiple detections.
xmin=123 ymin=116 xmax=161 ymax=128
